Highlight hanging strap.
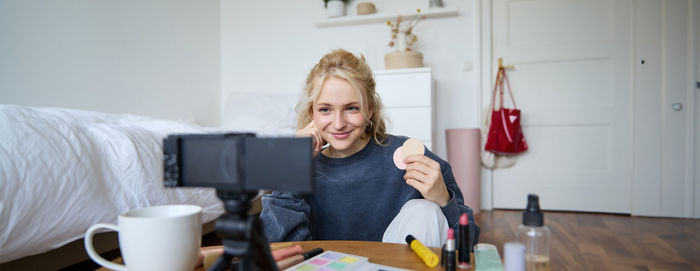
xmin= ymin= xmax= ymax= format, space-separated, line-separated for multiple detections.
xmin=489 ymin=67 xmax=518 ymax=112
xmin=500 ymin=67 xmax=518 ymax=109
xmin=489 ymin=67 xmax=503 ymax=113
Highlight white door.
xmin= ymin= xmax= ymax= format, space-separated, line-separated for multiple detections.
xmin=489 ymin=0 xmax=634 ymax=213
xmin=632 ymin=0 xmax=697 ymax=218
xmin=487 ymin=0 xmax=697 ymax=217
xmin=695 ymin=1 xmax=700 ymax=219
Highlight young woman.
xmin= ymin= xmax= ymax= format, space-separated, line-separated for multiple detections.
xmin=260 ymin=49 xmax=479 ymax=247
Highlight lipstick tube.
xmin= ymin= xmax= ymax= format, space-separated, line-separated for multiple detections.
xmin=458 ymin=213 xmax=471 ymax=268
xmin=446 ymin=228 xmax=456 ymax=271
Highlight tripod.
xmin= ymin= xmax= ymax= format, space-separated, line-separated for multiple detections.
xmin=208 ymin=191 xmax=279 ymax=271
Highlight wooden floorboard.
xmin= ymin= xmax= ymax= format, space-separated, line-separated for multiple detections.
xmin=476 ymin=210 xmax=700 ymax=270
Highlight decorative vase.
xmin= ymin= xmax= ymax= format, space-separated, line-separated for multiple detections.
xmin=396 ymin=32 xmax=408 ymax=51
xmin=446 ymin=128 xmax=481 ymax=214
xmin=384 ymin=51 xmax=423 ymax=69
xmin=326 ymin=0 xmax=345 ymax=18
xmin=356 ymin=2 xmax=376 ymax=15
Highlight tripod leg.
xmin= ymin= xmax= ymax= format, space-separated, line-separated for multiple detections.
xmin=252 ymin=217 xmax=280 ymax=271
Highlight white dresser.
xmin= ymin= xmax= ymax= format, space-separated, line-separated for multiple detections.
xmin=374 ymin=67 xmax=435 ymax=151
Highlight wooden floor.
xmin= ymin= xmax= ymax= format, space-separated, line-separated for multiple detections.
xmin=476 ymin=210 xmax=700 ymax=271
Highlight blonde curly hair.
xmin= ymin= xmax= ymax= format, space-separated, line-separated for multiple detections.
xmin=296 ymin=49 xmax=388 ymax=145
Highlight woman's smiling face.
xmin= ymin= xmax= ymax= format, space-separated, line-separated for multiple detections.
xmin=313 ymin=76 xmax=372 ymax=158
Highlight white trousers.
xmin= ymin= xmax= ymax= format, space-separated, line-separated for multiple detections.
xmin=381 ymin=199 xmax=449 ymax=248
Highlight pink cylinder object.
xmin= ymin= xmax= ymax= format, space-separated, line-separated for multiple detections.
xmin=446 ymin=128 xmax=481 ymax=214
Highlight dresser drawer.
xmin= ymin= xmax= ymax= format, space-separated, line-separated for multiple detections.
xmin=375 ymin=68 xmax=434 ymax=148
xmin=375 ymin=73 xmax=432 ymax=107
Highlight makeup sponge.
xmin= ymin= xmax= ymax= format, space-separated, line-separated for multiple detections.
xmin=402 ymin=138 xmax=425 ymax=157
xmin=393 ymin=138 xmax=425 ymax=170
xmin=393 ymin=146 xmax=407 ymax=170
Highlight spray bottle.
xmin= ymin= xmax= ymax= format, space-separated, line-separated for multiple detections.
xmin=517 ymin=194 xmax=551 ymax=271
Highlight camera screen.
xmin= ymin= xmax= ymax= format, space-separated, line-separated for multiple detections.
xmin=165 ymin=133 xmax=313 ymax=194
xmin=245 ymin=137 xmax=313 ymax=193
xmin=180 ymin=136 xmax=242 ymax=189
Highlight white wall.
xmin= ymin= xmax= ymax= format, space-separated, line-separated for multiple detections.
xmin=221 ymin=0 xmax=479 ymax=159
xmin=0 ymin=0 xmax=478 ymax=156
xmin=0 ymin=0 xmax=221 ymax=126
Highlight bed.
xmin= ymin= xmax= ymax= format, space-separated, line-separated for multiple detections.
xmin=0 ymin=92 xmax=299 ymax=269
xmin=0 ymin=104 xmax=227 ymax=269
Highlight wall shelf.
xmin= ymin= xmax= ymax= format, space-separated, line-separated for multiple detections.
xmin=313 ymin=7 xmax=458 ymax=28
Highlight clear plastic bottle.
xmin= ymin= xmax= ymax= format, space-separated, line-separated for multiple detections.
xmin=517 ymin=194 xmax=551 ymax=271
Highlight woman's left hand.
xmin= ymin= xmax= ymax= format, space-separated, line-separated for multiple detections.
xmin=403 ymin=155 xmax=450 ymax=206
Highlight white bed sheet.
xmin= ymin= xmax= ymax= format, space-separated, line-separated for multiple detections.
xmin=0 ymin=105 xmax=225 ymax=263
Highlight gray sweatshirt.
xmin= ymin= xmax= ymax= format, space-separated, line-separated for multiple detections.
xmin=260 ymin=135 xmax=479 ymax=246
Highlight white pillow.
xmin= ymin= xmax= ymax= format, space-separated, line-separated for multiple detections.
xmin=221 ymin=92 xmax=299 ymax=136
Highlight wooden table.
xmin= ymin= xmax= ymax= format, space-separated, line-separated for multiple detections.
xmin=277 ymin=240 xmax=442 ymax=270
xmin=98 ymin=241 xmax=443 ymax=270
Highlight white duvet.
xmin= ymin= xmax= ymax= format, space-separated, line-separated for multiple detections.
xmin=0 ymin=105 xmax=225 ymax=263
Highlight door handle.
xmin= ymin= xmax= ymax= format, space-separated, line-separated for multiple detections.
xmin=672 ymin=103 xmax=683 ymax=111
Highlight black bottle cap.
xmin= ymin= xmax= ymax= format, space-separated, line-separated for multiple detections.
xmin=405 ymin=234 xmax=416 ymax=245
xmin=522 ymin=194 xmax=544 ymax=227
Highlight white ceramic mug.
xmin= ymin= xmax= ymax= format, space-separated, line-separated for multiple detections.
xmin=84 ymin=205 xmax=202 ymax=271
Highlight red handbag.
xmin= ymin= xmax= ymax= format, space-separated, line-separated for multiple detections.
xmin=484 ymin=67 xmax=528 ymax=154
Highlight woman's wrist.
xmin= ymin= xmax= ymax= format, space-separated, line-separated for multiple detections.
xmin=438 ymin=190 xmax=452 ymax=207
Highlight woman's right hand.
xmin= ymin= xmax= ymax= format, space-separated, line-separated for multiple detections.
xmin=296 ymin=122 xmax=324 ymax=157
